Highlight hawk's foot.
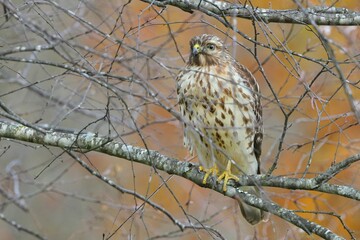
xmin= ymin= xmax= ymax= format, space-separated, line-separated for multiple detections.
xmin=217 ymin=161 xmax=239 ymax=192
xmin=199 ymin=165 xmax=219 ymax=185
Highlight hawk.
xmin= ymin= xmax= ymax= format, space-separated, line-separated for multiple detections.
xmin=176 ymin=34 xmax=265 ymax=225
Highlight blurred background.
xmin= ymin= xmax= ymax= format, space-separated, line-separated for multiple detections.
xmin=0 ymin=0 xmax=359 ymax=239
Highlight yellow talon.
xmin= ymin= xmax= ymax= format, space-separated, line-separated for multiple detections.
xmin=199 ymin=165 xmax=219 ymax=184
xmin=217 ymin=161 xmax=239 ymax=192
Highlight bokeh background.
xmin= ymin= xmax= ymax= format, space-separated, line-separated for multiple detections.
xmin=0 ymin=0 xmax=359 ymax=239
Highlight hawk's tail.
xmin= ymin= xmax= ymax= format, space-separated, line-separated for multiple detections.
xmin=237 ymin=186 xmax=267 ymax=225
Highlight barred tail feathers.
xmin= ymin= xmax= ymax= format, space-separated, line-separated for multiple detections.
xmin=237 ymin=186 xmax=267 ymax=225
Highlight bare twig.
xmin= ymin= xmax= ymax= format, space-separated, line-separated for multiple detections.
xmin=0 ymin=213 xmax=46 ymax=240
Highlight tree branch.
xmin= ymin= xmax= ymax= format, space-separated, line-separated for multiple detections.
xmin=141 ymin=0 xmax=360 ymax=26
xmin=232 ymin=190 xmax=345 ymax=240
xmin=0 ymin=213 xmax=46 ymax=240
xmin=0 ymin=120 xmax=358 ymax=198
xmin=0 ymin=120 xmax=358 ymax=239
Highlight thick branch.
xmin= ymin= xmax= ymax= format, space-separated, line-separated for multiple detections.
xmin=142 ymin=0 xmax=360 ymax=26
xmin=0 ymin=120 xmax=358 ymax=199
xmin=0 ymin=121 xmax=358 ymax=239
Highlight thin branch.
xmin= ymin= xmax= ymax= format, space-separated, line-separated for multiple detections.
xmin=0 ymin=213 xmax=46 ymax=240
xmin=313 ymin=154 xmax=360 ymax=185
xmin=64 ymin=152 xmax=225 ymax=239
xmin=293 ymin=0 xmax=360 ymax=123
xmin=0 ymin=186 xmax=28 ymax=212
xmin=64 ymin=151 xmax=188 ymax=235
xmin=0 ymin=100 xmax=47 ymax=134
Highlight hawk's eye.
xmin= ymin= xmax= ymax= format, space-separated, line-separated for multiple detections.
xmin=206 ymin=44 xmax=215 ymax=51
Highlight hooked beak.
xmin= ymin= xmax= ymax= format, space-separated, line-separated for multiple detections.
xmin=192 ymin=43 xmax=202 ymax=55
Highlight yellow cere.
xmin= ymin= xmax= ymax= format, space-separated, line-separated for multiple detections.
xmin=193 ymin=43 xmax=201 ymax=51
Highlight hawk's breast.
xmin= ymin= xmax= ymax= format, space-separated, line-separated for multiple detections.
xmin=177 ymin=64 xmax=259 ymax=174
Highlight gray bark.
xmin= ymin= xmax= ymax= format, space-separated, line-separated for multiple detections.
xmin=0 ymin=120 xmax=357 ymax=239
xmin=141 ymin=0 xmax=360 ymax=26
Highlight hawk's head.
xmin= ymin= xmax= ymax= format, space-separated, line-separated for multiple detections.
xmin=188 ymin=34 xmax=227 ymax=67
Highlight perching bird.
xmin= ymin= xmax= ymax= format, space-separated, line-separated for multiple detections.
xmin=176 ymin=34 xmax=265 ymax=225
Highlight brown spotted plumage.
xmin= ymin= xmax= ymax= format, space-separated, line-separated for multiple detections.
xmin=177 ymin=34 xmax=265 ymax=225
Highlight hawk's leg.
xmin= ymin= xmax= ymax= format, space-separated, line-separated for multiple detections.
xmin=199 ymin=165 xmax=219 ymax=185
xmin=217 ymin=161 xmax=239 ymax=192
